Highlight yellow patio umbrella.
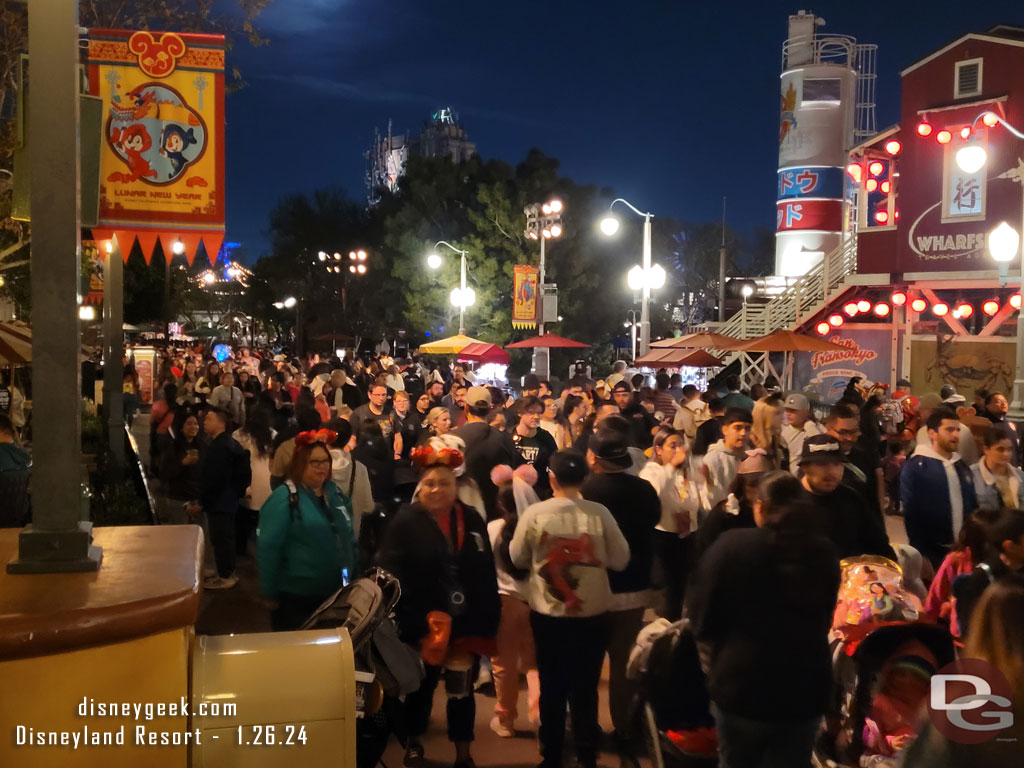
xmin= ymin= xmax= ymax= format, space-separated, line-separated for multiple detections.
xmin=417 ymin=334 xmax=485 ymax=355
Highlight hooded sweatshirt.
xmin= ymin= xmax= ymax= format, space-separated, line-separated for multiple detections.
xmin=673 ymin=397 xmax=709 ymax=441
xmin=900 ymin=444 xmax=977 ymax=567
xmin=702 ymin=440 xmax=747 ymax=508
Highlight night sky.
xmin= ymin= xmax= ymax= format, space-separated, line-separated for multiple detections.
xmin=223 ymin=0 xmax=1023 ymax=261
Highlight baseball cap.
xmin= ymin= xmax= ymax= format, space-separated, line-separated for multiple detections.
xmin=465 ymin=386 xmax=492 ymax=408
xmin=918 ymin=392 xmax=942 ymax=411
xmin=612 ymin=380 xmax=633 ymax=393
xmin=784 ymin=393 xmax=810 ymax=411
xmin=800 ymin=434 xmax=844 ymax=465
xmin=523 ymin=373 xmax=540 ymax=390
xmin=737 ymin=449 xmax=774 ymax=476
xmin=587 ymin=427 xmax=633 ymax=469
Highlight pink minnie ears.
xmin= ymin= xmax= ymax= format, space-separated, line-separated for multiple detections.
xmin=490 ymin=463 xmax=539 ymax=487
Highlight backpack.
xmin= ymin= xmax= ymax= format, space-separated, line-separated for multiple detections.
xmin=230 ymin=443 xmax=252 ymax=498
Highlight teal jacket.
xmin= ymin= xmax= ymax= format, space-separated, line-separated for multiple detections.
xmin=257 ymin=480 xmax=356 ymax=599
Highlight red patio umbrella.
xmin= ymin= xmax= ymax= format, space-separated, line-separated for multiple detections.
xmin=737 ymin=329 xmax=847 ymax=352
xmin=457 ymin=342 xmax=510 ymax=365
xmin=649 ymin=331 xmax=745 ymax=350
xmin=505 ymin=333 xmax=589 ymax=349
xmin=634 ymin=348 xmax=724 ymax=367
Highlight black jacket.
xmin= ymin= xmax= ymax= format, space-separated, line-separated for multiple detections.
xmin=199 ymin=431 xmax=243 ymax=515
xmin=693 ymin=497 xmax=756 ymax=564
xmin=686 ymin=525 xmax=840 ymax=720
xmin=375 ymin=502 xmax=501 ymax=646
xmin=452 ymin=421 xmax=523 ymax=520
xmin=799 ymin=484 xmax=895 ymax=561
xmin=581 ymin=472 xmax=660 ymax=595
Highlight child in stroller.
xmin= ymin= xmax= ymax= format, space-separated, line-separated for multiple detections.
xmin=815 ymin=556 xmax=954 ymax=768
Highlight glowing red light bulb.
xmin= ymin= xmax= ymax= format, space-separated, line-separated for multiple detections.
xmin=844 ymin=302 xmax=859 ymax=316
xmin=910 ymin=298 xmax=927 ymax=312
xmin=874 ymin=303 xmax=891 ymax=317
xmin=884 ymin=140 xmax=901 ymax=155
xmin=875 ymin=211 xmax=889 ymax=224
xmin=868 ymin=161 xmax=885 ymax=176
xmin=857 ymin=299 xmax=871 ymax=313
xmin=983 ymin=112 xmax=999 ymax=128
xmin=932 ymin=302 xmax=949 ymax=317
xmin=955 ymin=302 xmax=974 ymax=319
xmin=960 ymin=127 xmax=972 ymax=140
xmin=1010 ymin=293 xmax=1022 ymax=310
xmin=891 ymin=291 xmax=907 ymax=306
xmin=880 ymin=180 xmax=891 ymax=194
xmin=936 ymin=130 xmax=952 ymax=144
xmin=917 ymin=122 xmax=933 ymax=137
xmin=982 ymin=300 xmax=1000 ymax=316
xmin=846 ymin=163 xmax=863 ymax=182
xmin=865 ymin=178 xmax=879 ymax=192
xmin=816 ymin=321 xmax=830 ymax=335
xmin=829 ymin=314 xmax=844 ymax=327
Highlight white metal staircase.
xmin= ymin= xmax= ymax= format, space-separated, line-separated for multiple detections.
xmin=708 ymin=236 xmax=859 ymax=384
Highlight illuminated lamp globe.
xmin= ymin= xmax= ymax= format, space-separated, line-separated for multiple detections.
xmin=956 ymin=145 xmax=988 ymax=174
xmin=880 ymin=180 xmax=891 ymax=194
xmin=649 ymin=264 xmax=667 ymax=290
xmin=857 ymin=299 xmax=871 ymax=313
xmin=79 ymin=305 xmax=96 ymax=321
xmin=334 ymin=252 xmax=342 ymax=260
xmin=955 ymin=302 xmax=974 ymax=319
xmin=334 ymin=266 xmax=341 ymax=273
xmin=357 ymin=250 xmax=367 ymax=261
xmin=875 ymin=210 xmax=889 ymax=224
xmin=600 ymin=216 xmax=620 ymax=236
xmin=983 ymin=112 xmax=999 ymax=128
xmin=203 ymin=272 xmax=216 ymax=284
xmin=865 ymin=178 xmax=879 ymax=192
xmin=104 ymin=241 xmax=114 ymax=254
xmin=741 ymin=284 xmax=754 ymax=299
xmin=828 ymin=314 xmax=844 ymax=327
xmin=868 ymin=161 xmax=885 ymax=177
xmin=936 ymin=130 xmax=952 ymax=144
xmin=1010 ymin=293 xmax=1022 ymax=310
xmin=318 ymin=251 xmax=327 ymax=261
xmin=917 ymin=122 xmax=933 ymax=137
xmin=349 ymin=251 xmax=356 ymax=260
xmin=427 ymin=253 xmax=443 ymax=270
xmin=988 ymin=222 xmax=1020 ymax=263
xmin=844 ymin=302 xmax=859 ymax=316
xmin=910 ymin=298 xmax=927 ymax=312
xmin=273 ymin=302 xmax=284 ymax=309
xmin=541 ymin=203 xmax=552 ymax=215
xmin=982 ymin=299 xmax=1000 ymax=316
xmin=627 ymin=265 xmax=645 ymax=290
xmin=932 ymin=302 xmax=949 ymax=317
xmin=960 ymin=127 xmax=972 ymax=140
xmin=884 ymin=140 xmax=901 ymax=155
xmin=549 ymin=199 xmax=563 ymax=213
xmin=172 ymin=239 xmax=186 ymax=256
xmin=874 ymin=303 xmax=891 ymax=317
xmin=816 ymin=321 xmax=831 ymax=335
xmin=549 ymin=224 xmax=563 ymax=238
xmin=356 ymin=263 xmax=367 ymax=274
xmin=891 ymin=290 xmax=907 ymax=306
xmin=846 ymin=163 xmax=862 ymax=182
xmin=450 ymin=286 xmax=476 ymax=308
xmin=542 ymin=229 xmax=552 ymax=239
xmin=283 ymin=296 xmax=297 ymax=309
xmin=349 ymin=265 xmax=357 ymax=273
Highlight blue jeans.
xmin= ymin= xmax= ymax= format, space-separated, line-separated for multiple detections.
xmin=712 ymin=704 xmax=821 ymax=768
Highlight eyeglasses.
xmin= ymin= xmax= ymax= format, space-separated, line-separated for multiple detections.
xmin=308 ymin=458 xmax=331 ymax=468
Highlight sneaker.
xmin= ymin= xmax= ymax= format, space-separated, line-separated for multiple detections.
xmin=403 ymin=742 xmax=425 ymax=768
xmin=474 ymin=663 xmax=493 ymax=690
xmin=204 ymin=574 xmax=239 ymax=590
xmin=490 ymin=716 xmax=515 ymax=738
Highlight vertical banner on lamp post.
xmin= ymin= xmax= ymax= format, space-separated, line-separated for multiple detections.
xmin=87 ymin=28 xmax=225 ymax=265
xmin=512 ymin=265 xmax=539 ymax=329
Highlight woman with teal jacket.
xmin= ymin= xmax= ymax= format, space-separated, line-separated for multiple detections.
xmin=258 ymin=428 xmax=357 ymax=631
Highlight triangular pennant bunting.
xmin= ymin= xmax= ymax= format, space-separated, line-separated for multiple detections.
xmin=112 ymin=231 xmax=136 ymax=263
xmin=135 ymin=230 xmax=161 ymax=265
xmin=202 ymin=232 xmax=225 ymax=266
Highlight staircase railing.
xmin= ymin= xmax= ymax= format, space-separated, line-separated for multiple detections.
xmin=707 ymin=236 xmax=859 ymax=382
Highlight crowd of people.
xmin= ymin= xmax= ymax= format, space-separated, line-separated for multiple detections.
xmin=131 ymin=346 xmax=1023 ymax=768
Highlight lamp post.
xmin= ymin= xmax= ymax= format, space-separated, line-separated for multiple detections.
xmin=600 ymin=198 xmax=663 ymax=357
xmin=956 ymin=111 xmax=1024 ymax=421
xmin=427 ymin=241 xmax=473 ymax=336
xmin=624 ymin=310 xmax=640 ymax=361
xmin=525 ymin=199 xmax=564 ymax=379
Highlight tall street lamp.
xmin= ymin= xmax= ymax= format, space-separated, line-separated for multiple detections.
xmin=602 ymin=198 xmax=663 ymax=356
xmin=956 ymin=111 xmax=1024 ymax=421
xmin=427 ymin=241 xmax=474 ymax=336
xmin=525 ymin=199 xmax=564 ymax=379
xmin=624 ymin=310 xmax=640 ymax=361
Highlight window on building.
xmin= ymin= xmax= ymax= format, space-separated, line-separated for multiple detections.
xmin=802 ymin=78 xmax=841 ymax=103
xmin=954 ymin=59 xmax=982 ymax=99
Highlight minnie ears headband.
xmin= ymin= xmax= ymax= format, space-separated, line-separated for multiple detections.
xmin=295 ymin=429 xmax=338 ymax=447
xmin=410 ymin=444 xmax=464 ymax=471
xmin=490 ymin=463 xmax=539 ymax=488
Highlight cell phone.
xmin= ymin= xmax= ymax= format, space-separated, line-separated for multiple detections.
xmin=342 ymin=568 xmax=350 ymax=587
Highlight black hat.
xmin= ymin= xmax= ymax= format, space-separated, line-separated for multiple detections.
xmin=800 ymin=434 xmax=844 ymax=465
xmin=612 ymin=380 xmax=632 ymax=393
xmin=523 ymin=373 xmax=540 ymax=390
xmin=588 ymin=426 xmax=633 ymax=469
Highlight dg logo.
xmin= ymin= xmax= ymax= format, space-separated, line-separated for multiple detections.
xmin=928 ymin=658 xmax=1015 ymax=744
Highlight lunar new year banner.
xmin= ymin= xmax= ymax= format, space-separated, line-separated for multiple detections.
xmin=512 ymin=265 xmax=539 ymax=329
xmin=87 ymin=29 xmax=225 ymax=265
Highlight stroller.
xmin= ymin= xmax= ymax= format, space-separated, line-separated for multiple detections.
xmin=627 ymin=618 xmax=718 ymax=768
xmin=813 ymin=556 xmax=955 ymax=768
xmin=301 ymin=568 xmax=424 ymax=768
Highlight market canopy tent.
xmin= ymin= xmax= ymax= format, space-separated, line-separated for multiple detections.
xmin=649 ymin=331 xmax=745 ymax=350
xmin=417 ymin=334 xmax=484 ymax=355
xmin=457 ymin=342 xmax=509 ymax=365
xmin=0 ymin=321 xmax=32 ymax=365
xmin=634 ymin=348 xmax=724 ymax=368
xmin=505 ymin=333 xmax=589 ymax=349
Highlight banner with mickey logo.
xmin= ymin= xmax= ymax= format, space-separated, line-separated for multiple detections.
xmin=87 ymin=29 xmax=225 ymax=265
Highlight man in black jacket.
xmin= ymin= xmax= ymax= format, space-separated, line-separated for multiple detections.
xmin=452 ymin=387 xmax=522 ymax=520
xmin=687 ymin=498 xmax=840 ymax=767
xmin=611 ymin=380 xmax=657 ymax=449
xmin=192 ymin=407 xmax=246 ymax=589
xmin=581 ymin=425 xmax=660 ymax=755
xmin=798 ymin=434 xmax=895 ymax=560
